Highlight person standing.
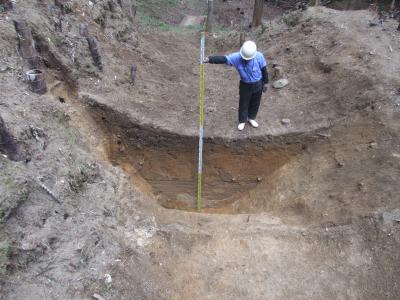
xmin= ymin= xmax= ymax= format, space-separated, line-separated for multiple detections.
xmin=205 ymin=41 xmax=269 ymax=131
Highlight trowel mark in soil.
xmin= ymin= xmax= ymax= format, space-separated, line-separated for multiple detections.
xmin=82 ymin=95 xmax=306 ymax=214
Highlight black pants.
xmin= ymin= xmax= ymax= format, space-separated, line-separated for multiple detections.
xmin=238 ymin=80 xmax=263 ymax=123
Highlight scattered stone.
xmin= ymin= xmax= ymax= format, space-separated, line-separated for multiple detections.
xmin=93 ymin=294 xmax=106 ymax=300
xmin=337 ymin=161 xmax=345 ymax=167
xmin=281 ymin=118 xmax=291 ymax=125
xmin=273 ymin=78 xmax=289 ymax=89
xmin=369 ymin=142 xmax=378 ymax=149
xmin=383 ymin=209 xmax=400 ymax=225
xmin=358 ymin=182 xmax=365 ymax=191
xmin=257 ymin=177 xmax=263 ymax=182
xmin=317 ymin=132 xmax=331 ymax=138
xmin=392 ymin=153 xmax=400 ymax=159
xmin=0 ymin=66 xmax=11 ymax=73
xmin=104 ymin=273 xmax=112 ymax=285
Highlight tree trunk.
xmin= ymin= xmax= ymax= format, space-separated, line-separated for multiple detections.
xmin=390 ymin=0 xmax=396 ymax=10
xmin=252 ymin=0 xmax=264 ymax=28
xmin=205 ymin=0 xmax=213 ymax=32
xmin=315 ymin=0 xmax=320 ymax=6
xmin=346 ymin=0 xmax=353 ymax=10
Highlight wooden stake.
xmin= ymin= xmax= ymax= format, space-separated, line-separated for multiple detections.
xmin=240 ymin=32 xmax=246 ymax=47
xmin=130 ymin=64 xmax=137 ymax=85
xmin=206 ymin=0 xmax=213 ymax=33
xmin=86 ymin=36 xmax=103 ymax=71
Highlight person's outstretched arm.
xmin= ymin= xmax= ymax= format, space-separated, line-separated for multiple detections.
xmin=261 ymin=66 xmax=269 ymax=93
xmin=204 ymin=56 xmax=227 ymax=64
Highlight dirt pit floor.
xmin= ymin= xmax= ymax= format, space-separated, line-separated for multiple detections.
xmin=1 ymin=1 xmax=400 ymax=299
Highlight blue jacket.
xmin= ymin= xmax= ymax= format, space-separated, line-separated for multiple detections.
xmin=226 ymin=52 xmax=267 ymax=83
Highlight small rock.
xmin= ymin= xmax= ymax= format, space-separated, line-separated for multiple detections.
xmin=0 ymin=66 xmax=11 ymax=73
xmin=281 ymin=118 xmax=291 ymax=125
xmin=337 ymin=161 xmax=345 ymax=167
xmin=392 ymin=153 xmax=400 ymax=159
xmin=369 ymin=142 xmax=378 ymax=149
xmin=272 ymin=78 xmax=289 ymax=89
xmin=382 ymin=209 xmax=400 ymax=225
xmin=317 ymin=133 xmax=331 ymax=138
xmin=104 ymin=274 xmax=112 ymax=285
xmin=93 ymin=294 xmax=106 ymax=300
xmin=257 ymin=177 xmax=263 ymax=182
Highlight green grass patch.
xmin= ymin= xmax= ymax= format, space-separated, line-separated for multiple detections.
xmin=138 ymin=11 xmax=203 ymax=32
xmin=137 ymin=0 xmax=180 ymax=8
xmin=138 ymin=12 xmax=174 ymax=31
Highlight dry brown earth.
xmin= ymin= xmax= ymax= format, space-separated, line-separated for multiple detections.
xmin=1 ymin=1 xmax=400 ymax=299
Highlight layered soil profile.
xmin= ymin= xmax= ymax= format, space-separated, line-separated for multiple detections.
xmin=108 ymin=134 xmax=302 ymax=213
xmin=80 ymin=94 xmax=309 ymax=214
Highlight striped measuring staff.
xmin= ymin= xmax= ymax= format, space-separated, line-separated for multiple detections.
xmin=197 ymin=32 xmax=205 ymax=210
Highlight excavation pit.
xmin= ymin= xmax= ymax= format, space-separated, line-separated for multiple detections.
xmin=109 ymin=137 xmax=302 ymax=213
xmin=84 ymin=99 xmax=306 ymax=214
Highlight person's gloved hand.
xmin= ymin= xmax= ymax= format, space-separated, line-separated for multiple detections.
xmin=203 ymin=57 xmax=209 ymax=63
xmin=262 ymin=84 xmax=268 ymax=93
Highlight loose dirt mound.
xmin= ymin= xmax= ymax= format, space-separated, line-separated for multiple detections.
xmin=1 ymin=1 xmax=400 ymax=299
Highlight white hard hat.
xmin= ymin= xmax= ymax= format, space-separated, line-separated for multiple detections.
xmin=240 ymin=41 xmax=257 ymax=60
